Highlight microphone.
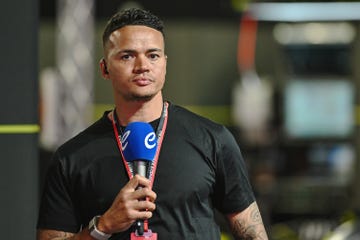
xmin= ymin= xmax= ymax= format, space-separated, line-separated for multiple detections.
xmin=122 ymin=122 xmax=157 ymax=236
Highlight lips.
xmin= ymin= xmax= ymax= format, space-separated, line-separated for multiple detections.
xmin=133 ymin=78 xmax=152 ymax=86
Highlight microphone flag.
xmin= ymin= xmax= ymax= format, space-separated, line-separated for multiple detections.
xmin=122 ymin=122 xmax=157 ymax=163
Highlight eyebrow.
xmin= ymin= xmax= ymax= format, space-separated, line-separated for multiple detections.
xmin=118 ymin=48 xmax=163 ymax=55
xmin=148 ymin=48 xmax=163 ymax=53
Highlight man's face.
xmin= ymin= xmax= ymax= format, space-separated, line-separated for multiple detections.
xmin=102 ymin=25 xmax=167 ymax=102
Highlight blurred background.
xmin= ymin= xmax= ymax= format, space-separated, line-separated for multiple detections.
xmin=1 ymin=0 xmax=360 ymax=239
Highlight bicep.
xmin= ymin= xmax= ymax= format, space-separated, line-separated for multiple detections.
xmin=226 ymin=202 xmax=268 ymax=240
xmin=37 ymin=229 xmax=76 ymax=240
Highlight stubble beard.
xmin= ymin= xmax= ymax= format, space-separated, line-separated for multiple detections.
xmin=125 ymin=84 xmax=164 ymax=103
xmin=120 ymin=81 xmax=164 ymax=103
xmin=125 ymin=92 xmax=156 ymax=102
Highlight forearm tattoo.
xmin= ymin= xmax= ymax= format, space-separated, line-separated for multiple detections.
xmin=230 ymin=203 xmax=268 ymax=240
xmin=37 ymin=230 xmax=77 ymax=240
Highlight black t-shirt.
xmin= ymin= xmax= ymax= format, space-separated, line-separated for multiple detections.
xmin=37 ymin=102 xmax=255 ymax=239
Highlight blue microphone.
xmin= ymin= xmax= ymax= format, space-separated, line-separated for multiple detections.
xmin=122 ymin=122 xmax=157 ymax=236
xmin=122 ymin=122 xmax=157 ymax=177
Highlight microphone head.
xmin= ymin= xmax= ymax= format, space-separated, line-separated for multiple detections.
xmin=122 ymin=122 xmax=157 ymax=162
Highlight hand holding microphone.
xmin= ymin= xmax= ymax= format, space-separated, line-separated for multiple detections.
xmin=98 ymin=122 xmax=157 ymax=236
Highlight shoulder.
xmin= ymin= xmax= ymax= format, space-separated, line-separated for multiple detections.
xmin=58 ymin=111 xmax=112 ymax=152
xmin=52 ymin=111 xmax=115 ymax=169
xmin=168 ymin=103 xmax=224 ymax=130
xmin=168 ymin=102 xmax=233 ymax=138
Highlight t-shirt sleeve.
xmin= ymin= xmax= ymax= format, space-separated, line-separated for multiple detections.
xmin=213 ymin=126 xmax=255 ymax=214
xmin=37 ymin=150 xmax=80 ymax=233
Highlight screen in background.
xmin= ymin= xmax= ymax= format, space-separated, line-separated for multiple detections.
xmin=284 ymin=79 xmax=354 ymax=139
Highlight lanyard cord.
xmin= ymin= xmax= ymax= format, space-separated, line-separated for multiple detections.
xmin=110 ymin=102 xmax=168 ymax=233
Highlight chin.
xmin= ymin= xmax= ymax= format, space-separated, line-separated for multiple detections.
xmin=130 ymin=94 xmax=155 ymax=102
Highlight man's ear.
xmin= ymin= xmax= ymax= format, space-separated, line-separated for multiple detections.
xmin=100 ymin=58 xmax=109 ymax=78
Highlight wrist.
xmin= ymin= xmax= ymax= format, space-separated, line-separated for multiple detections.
xmin=88 ymin=216 xmax=112 ymax=240
xmin=96 ymin=215 xmax=111 ymax=234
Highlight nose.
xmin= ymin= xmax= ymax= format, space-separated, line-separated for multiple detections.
xmin=134 ymin=55 xmax=149 ymax=73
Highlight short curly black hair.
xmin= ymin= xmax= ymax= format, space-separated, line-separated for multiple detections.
xmin=102 ymin=8 xmax=164 ymax=47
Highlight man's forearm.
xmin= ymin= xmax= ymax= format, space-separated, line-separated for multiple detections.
xmin=36 ymin=229 xmax=92 ymax=240
xmin=228 ymin=202 xmax=268 ymax=240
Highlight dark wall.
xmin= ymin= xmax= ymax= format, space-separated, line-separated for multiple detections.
xmin=0 ymin=0 xmax=39 ymax=238
xmin=40 ymin=0 xmax=238 ymax=20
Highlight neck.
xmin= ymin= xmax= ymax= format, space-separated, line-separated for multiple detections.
xmin=114 ymin=94 xmax=164 ymax=126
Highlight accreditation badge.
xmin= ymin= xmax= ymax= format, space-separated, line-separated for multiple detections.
xmin=130 ymin=229 xmax=157 ymax=240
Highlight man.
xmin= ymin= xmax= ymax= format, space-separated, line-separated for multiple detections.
xmin=37 ymin=8 xmax=268 ymax=240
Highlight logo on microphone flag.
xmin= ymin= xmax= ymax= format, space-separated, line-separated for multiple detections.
xmin=144 ymin=132 xmax=156 ymax=149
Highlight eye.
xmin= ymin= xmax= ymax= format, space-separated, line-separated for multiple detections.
xmin=148 ymin=53 xmax=160 ymax=60
xmin=121 ymin=54 xmax=133 ymax=61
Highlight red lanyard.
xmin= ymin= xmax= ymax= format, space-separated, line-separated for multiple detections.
xmin=110 ymin=102 xmax=168 ymax=188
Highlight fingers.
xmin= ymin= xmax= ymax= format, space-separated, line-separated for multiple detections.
xmin=122 ymin=176 xmax=157 ymax=220
xmin=133 ymin=187 xmax=157 ymax=203
xmin=134 ymin=209 xmax=154 ymax=220
xmin=127 ymin=174 xmax=152 ymax=189
xmin=127 ymin=199 xmax=156 ymax=220
xmin=116 ymin=175 xmax=157 ymax=205
xmin=134 ymin=197 xmax=156 ymax=211
xmin=101 ymin=175 xmax=157 ymax=233
xmin=124 ymin=175 xmax=157 ymax=201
